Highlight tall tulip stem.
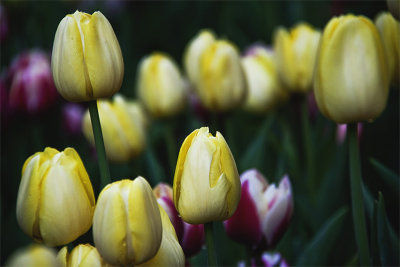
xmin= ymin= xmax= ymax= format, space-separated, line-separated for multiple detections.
xmin=205 ymin=222 xmax=218 ymax=266
xmin=348 ymin=123 xmax=371 ymax=266
xmin=88 ymin=100 xmax=111 ymax=188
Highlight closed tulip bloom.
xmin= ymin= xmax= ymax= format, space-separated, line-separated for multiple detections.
xmin=375 ymin=12 xmax=400 ymax=85
xmin=8 ymin=50 xmax=58 ymax=114
xmin=314 ymin=15 xmax=389 ymax=123
xmin=93 ymin=177 xmax=162 ymax=266
xmin=273 ymin=23 xmax=321 ymax=93
xmin=196 ymin=40 xmax=247 ymax=112
xmin=57 ymin=244 xmax=109 ymax=267
xmin=224 ymin=169 xmax=293 ymax=249
xmin=51 ymin=11 xmax=123 ymax=102
xmin=183 ymin=29 xmax=216 ymax=84
xmin=137 ymin=52 xmax=186 ymax=117
xmin=242 ymin=45 xmax=288 ymax=113
xmin=16 ymin=147 xmax=95 ymax=246
xmin=153 ymin=183 xmax=205 ymax=257
xmin=6 ymin=244 xmax=60 ymax=267
xmin=138 ymin=206 xmax=185 ymax=267
xmin=173 ymin=127 xmax=241 ymax=224
xmin=82 ymin=94 xmax=147 ymax=163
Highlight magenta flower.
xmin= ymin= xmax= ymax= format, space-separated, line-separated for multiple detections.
xmin=153 ymin=183 xmax=205 ymax=258
xmin=225 ymin=169 xmax=293 ymax=249
xmin=8 ymin=50 xmax=58 ymax=114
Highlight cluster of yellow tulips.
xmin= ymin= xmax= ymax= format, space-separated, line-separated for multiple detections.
xmin=8 ymin=5 xmax=399 ymax=266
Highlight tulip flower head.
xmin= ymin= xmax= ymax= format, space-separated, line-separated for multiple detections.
xmin=8 ymin=50 xmax=58 ymax=114
xmin=57 ymin=244 xmax=106 ymax=267
xmin=93 ymin=177 xmax=162 ymax=266
xmin=16 ymin=147 xmax=95 ymax=247
xmin=195 ymin=40 xmax=247 ymax=112
xmin=137 ymin=52 xmax=187 ymax=117
xmin=6 ymin=244 xmax=59 ymax=267
xmin=183 ymin=29 xmax=216 ymax=85
xmin=314 ymin=14 xmax=389 ymax=123
xmin=375 ymin=12 xmax=400 ymax=86
xmin=82 ymin=94 xmax=147 ymax=163
xmin=224 ymin=169 xmax=293 ymax=249
xmin=153 ymin=183 xmax=205 ymax=257
xmin=273 ymin=23 xmax=321 ymax=93
xmin=241 ymin=45 xmax=288 ymax=113
xmin=173 ymin=127 xmax=241 ymax=224
xmin=138 ymin=205 xmax=185 ymax=267
xmin=51 ymin=11 xmax=124 ymax=102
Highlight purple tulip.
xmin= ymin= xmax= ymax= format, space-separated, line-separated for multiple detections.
xmin=7 ymin=50 xmax=58 ymax=114
xmin=225 ymin=169 xmax=293 ymax=249
xmin=62 ymin=103 xmax=84 ymax=136
xmin=153 ymin=183 xmax=205 ymax=258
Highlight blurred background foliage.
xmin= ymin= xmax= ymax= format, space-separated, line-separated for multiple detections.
xmin=1 ymin=0 xmax=398 ymax=266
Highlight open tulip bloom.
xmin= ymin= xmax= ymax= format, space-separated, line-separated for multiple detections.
xmin=224 ymin=169 xmax=293 ymax=250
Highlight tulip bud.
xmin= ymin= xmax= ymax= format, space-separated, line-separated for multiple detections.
xmin=154 ymin=183 xmax=184 ymax=240
xmin=137 ymin=52 xmax=186 ymax=117
xmin=8 ymin=50 xmax=58 ymax=114
xmin=57 ymin=244 xmax=108 ymax=267
xmin=82 ymin=94 xmax=147 ymax=163
xmin=224 ymin=169 xmax=293 ymax=249
xmin=138 ymin=206 xmax=185 ymax=267
xmin=51 ymin=11 xmax=124 ymax=102
xmin=6 ymin=244 xmax=60 ymax=267
xmin=242 ymin=45 xmax=288 ymax=113
xmin=375 ymin=12 xmax=400 ymax=86
xmin=314 ymin=14 xmax=389 ymax=123
xmin=93 ymin=177 xmax=162 ymax=266
xmin=195 ymin=40 xmax=247 ymax=112
xmin=183 ymin=29 xmax=216 ymax=85
xmin=16 ymin=147 xmax=95 ymax=246
xmin=63 ymin=103 xmax=84 ymax=136
xmin=273 ymin=23 xmax=321 ymax=93
xmin=153 ymin=183 xmax=205 ymax=257
xmin=173 ymin=127 xmax=241 ymax=224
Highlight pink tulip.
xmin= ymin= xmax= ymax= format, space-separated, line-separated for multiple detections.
xmin=225 ymin=169 xmax=293 ymax=249
xmin=336 ymin=123 xmax=363 ymax=145
xmin=153 ymin=183 xmax=205 ymax=257
xmin=62 ymin=103 xmax=84 ymax=136
xmin=8 ymin=50 xmax=58 ymax=114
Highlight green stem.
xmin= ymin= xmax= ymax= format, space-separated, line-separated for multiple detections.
xmin=302 ymin=96 xmax=315 ymax=198
xmin=88 ymin=100 xmax=111 ymax=188
xmin=205 ymin=222 xmax=217 ymax=266
xmin=348 ymin=123 xmax=371 ymax=266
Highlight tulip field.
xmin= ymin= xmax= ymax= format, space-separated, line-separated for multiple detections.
xmin=1 ymin=1 xmax=399 ymax=266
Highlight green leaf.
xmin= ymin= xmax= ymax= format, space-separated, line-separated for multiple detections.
xmin=376 ymin=192 xmax=400 ymax=266
xmin=239 ymin=115 xmax=274 ymax=171
xmin=297 ymin=207 xmax=348 ymax=265
xmin=369 ymin=157 xmax=399 ymax=190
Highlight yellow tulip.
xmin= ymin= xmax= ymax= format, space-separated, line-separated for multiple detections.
xmin=57 ymin=244 xmax=111 ymax=267
xmin=241 ymin=46 xmax=288 ymax=113
xmin=138 ymin=206 xmax=185 ymax=267
xmin=196 ymin=40 xmax=247 ymax=112
xmin=183 ymin=29 xmax=216 ymax=85
xmin=314 ymin=14 xmax=389 ymax=123
xmin=51 ymin=11 xmax=124 ymax=102
xmin=173 ymin=127 xmax=241 ymax=224
xmin=16 ymin=147 xmax=95 ymax=246
xmin=375 ymin=12 xmax=400 ymax=85
xmin=273 ymin=23 xmax=321 ymax=93
xmin=137 ymin=52 xmax=187 ymax=117
xmin=93 ymin=177 xmax=162 ymax=266
xmin=82 ymin=94 xmax=147 ymax=163
xmin=6 ymin=244 xmax=60 ymax=267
